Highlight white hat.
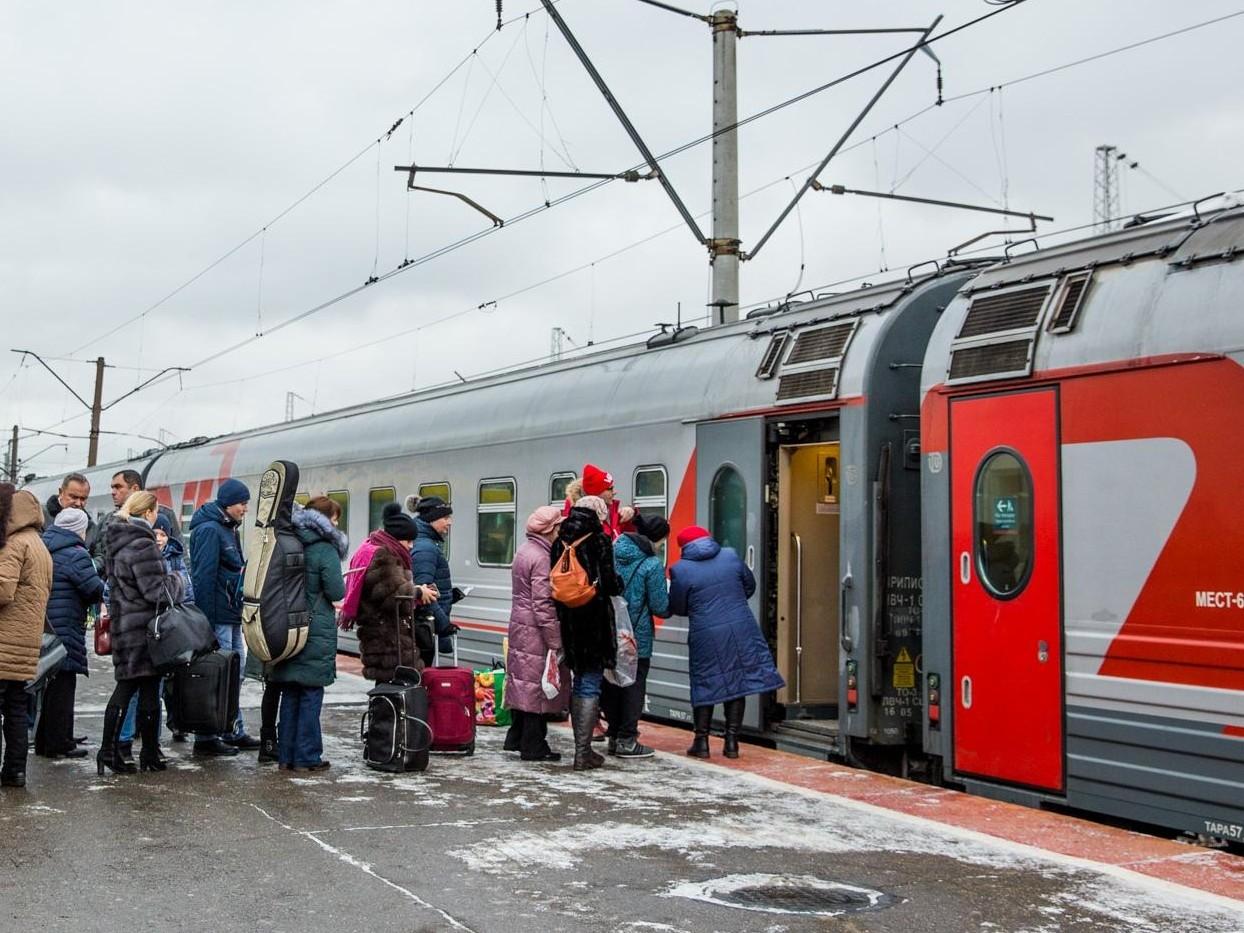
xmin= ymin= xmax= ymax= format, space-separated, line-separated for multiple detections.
xmin=54 ymin=507 xmax=89 ymax=540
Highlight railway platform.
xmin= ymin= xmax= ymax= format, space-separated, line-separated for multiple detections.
xmin=2 ymin=654 xmax=1242 ymax=933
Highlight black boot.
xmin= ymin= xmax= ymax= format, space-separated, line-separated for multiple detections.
xmin=686 ymin=705 xmax=712 ymax=759
xmin=571 ymin=697 xmax=605 ymax=771
xmin=96 ymin=705 xmax=137 ymax=776
xmin=117 ymin=740 xmax=134 ymax=765
xmin=138 ymin=711 xmax=167 ymax=772
xmin=722 ymin=698 xmax=745 ymax=759
xmin=258 ymin=729 xmax=279 ymax=764
xmin=503 ymin=710 xmax=523 ymax=753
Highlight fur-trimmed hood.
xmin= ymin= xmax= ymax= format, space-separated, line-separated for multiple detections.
xmin=293 ymin=504 xmax=348 ymax=558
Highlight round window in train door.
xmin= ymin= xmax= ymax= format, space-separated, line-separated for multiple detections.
xmin=950 ymin=389 xmax=1064 ymax=793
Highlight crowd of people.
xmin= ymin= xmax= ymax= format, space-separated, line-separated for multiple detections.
xmin=0 ymin=459 xmax=784 ymax=786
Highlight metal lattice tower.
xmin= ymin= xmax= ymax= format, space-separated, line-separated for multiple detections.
xmin=1094 ymin=144 xmax=1120 ymax=232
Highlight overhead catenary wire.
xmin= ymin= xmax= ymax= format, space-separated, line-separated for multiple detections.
xmin=36 ymin=5 xmax=1240 ymax=445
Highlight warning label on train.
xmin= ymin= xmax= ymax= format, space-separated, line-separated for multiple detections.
xmin=892 ymin=647 xmax=916 ymax=689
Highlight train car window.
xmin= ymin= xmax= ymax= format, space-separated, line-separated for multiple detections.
xmin=709 ymin=466 xmax=746 ymax=555
xmin=368 ymin=487 xmax=396 ymax=532
xmin=417 ymin=482 xmax=452 ymax=557
xmin=973 ymin=451 xmax=1034 ymax=599
xmin=477 ymin=478 xmax=517 ymax=567
xmin=633 ymin=465 xmax=669 ymax=559
xmin=327 ymin=490 xmax=350 ymax=539
xmin=549 ymin=472 xmax=575 ymax=506
xmin=294 ymin=492 xmax=310 ymax=507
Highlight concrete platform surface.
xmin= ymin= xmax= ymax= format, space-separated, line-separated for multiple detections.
xmin=2 ymin=656 xmax=1242 ymax=933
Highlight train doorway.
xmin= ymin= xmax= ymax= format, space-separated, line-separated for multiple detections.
xmin=950 ymin=388 xmax=1064 ymax=793
xmin=775 ymin=441 xmax=841 ymax=720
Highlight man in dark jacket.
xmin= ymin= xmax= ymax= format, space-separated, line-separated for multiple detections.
xmin=412 ymin=497 xmax=456 ymax=659
xmin=188 ymin=479 xmax=255 ymax=755
xmin=37 ymin=508 xmax=103 ymax=758
xmin=95 ymin=470 xmax=180 ymax=574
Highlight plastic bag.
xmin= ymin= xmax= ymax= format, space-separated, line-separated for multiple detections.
xmin=604 ymin=595 xmax=638 ymax=688
xmin=541 ymin=649 xmax=562 ymax=700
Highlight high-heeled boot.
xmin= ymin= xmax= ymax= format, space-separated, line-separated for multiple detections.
xmin=722 ymin=698 xmax=746 ymax=759
xmin=686 ymin=705 xmax=712 ymax=759
xmin=138 ymin=710 xmax=167 ymax=772
xmin=96 ymin=705 xmax=137 ymax=776
xmin=571 ymin=697 xmax=605 ymax=771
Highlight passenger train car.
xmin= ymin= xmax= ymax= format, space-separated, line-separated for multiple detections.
xmin=29 ymin=206 xmax=1243 ymax=841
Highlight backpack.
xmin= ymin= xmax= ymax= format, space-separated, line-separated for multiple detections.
xmin=241 ymin=460 xmax=310 ymax=664
xmin=550 ymin=535 xmax=597 ymax=608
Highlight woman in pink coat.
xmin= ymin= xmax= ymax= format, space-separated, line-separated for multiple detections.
xmin=504 ymin=506 xmax=569 ymax=761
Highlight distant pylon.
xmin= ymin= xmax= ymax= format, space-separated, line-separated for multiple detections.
xmin=1094 ymin=144 xmax=1120 ymax=232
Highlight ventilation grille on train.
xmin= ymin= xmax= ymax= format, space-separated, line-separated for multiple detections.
xmin=786 ymin=322 xmax=855 ymax=365
xmin=1047 ymin=271 xmax=1092 ymax=333
xmin=755 ymin=331 xmax=791 ymax=380
xmin=777 ymin=368 xmax=839 ymax=401
xmin=770 ymin=318 xmax=859 ymax=404
xmin=948 ymin=341 xmax=1032 ymax=381
xmin=945 ymin=282 xmax=1052 ymax=385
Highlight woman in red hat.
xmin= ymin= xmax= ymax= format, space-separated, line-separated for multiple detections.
xmin=669 ymin=526 xmax=785 ymax=760
xmin=567 ymin=464 xmax=635 ymax=540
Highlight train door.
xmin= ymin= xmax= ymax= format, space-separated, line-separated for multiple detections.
xmin=950 ymin=388 xmax=1064 ymax=792
xmin=776 ymin=442 xmax=841 ymax=718
xmin=696 ymin=417 xmax=766 ymax=730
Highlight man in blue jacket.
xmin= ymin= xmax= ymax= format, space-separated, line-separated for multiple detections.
xmin=412 ymin=497 xmax=455 ymax=661
xmin=188 ymin=479 xmax=256 ymax=755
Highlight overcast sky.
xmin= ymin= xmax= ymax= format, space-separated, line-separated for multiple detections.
xmin=2 ymin=0 xmax=1241 ymax=476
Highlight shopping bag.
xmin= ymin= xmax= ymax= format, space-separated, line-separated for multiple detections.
xmin=604 ymin=595 xmax=638 ymax=688
xmin=541 ymin=649 xmax=562 ymax=700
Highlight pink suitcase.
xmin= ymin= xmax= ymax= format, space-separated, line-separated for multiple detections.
xmin=426 ymin=638 xmax=476 ymax=755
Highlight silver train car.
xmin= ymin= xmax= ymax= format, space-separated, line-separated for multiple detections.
xmin=28 ymin=206 xmax=1243 ymax=839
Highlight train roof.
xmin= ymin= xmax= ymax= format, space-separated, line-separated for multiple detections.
xmin=921 ymin=206 xmax=1244 ymax=393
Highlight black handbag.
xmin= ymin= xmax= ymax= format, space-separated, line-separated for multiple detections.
xmin=25 ymin=630 xmax=68 ymax=694
xmin=148 ymin=585 xmax=217 ymax=672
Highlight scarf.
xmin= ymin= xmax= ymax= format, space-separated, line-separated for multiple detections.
xmin=338 ymin=530 xmax=413 ymax=629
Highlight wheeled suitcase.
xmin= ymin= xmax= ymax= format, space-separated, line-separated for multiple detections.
xmin=427 ymin=637 xmax=475 ymax=755
xmin=164 ymin=649 xmax=240 ymax=735
xmin=362 ymin=669 xmax=431 ymax=773
xmin=241 ymin=460 xmax=310 ymax=665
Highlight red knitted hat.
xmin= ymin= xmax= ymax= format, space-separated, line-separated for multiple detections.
xmin=581 ymin=464 xmax=614 ymax=497
xmin=676 ymin=525 xmax=711 ymax=548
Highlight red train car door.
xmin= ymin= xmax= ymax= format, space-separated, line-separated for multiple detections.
xmin=950 ymin=388 xmax=1064 ymax=792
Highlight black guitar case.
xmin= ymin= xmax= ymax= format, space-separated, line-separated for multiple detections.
xmin=241 ymin=460 xmax=310 ymax=665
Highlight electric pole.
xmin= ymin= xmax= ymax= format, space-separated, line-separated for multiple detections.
xmin=1094 ymin=144 xmax=1120 ymax=233
xmin=87 ymin=356 xmax=105 ymax=467
xmin=709 ymin=7 xmax=740 ymax=325
xmin=5 ymin=426 xmax=17 ymax=484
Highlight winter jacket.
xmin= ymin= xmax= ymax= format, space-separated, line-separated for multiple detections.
xmin=188 ymin=501 xmax=244 ymax=629
xmin=41 ymin=526 xmax=105 ymax=675
xmin=411 ymin=517 xmax=454 ymax=654
xmin=106 ymin=519 xmax=182 ymax=681
xmin=355 ymin=547 xmax=419 ymax=682
xmin=550 ymin=507 xmax=621 ymax=673
xmin=669 ymin=536 xmax=785 ymax=707
xmin=505 ymin=534 xmax=569 ymax=714
xmin=613 ymin=532 xmax=670 ymax=660
xmin=0 ymin=491 xmax=53 ymax=682
xmin=562 ymin=494 xmax=627 ymax=540
xmin=162 ymin=535 xmax=194 ymax=605
xmin=270 ymin=507 xmax=346 ymax=688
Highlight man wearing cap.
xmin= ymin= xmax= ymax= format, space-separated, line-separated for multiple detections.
xmin=412 ymin=497 xmax=457 ymax=660
xmin=188 ymin=479 xmax=256 ymax=755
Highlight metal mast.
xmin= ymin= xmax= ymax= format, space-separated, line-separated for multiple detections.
xmin=709 ymin=6 xmax=740 ymax=325
xmin=1094 ymin=144 xmax=1120 ymax=232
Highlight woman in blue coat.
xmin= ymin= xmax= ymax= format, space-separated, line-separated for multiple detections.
xmin=37 ymin=508 xmax=104 ymax=758
xmin=668 ymin=526 xmax=784 ymax=759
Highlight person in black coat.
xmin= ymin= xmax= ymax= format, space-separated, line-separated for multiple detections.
xmin=99 ymin=492 xmax=182 ymax=775
xmin=550 ymin=497 xmax=621 ymax=771
xmin=36 ymin=508 xmax=103 ymax=758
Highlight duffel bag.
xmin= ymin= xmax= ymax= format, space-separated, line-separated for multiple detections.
xmin=148 ymin=588 xmax=216 ymax=672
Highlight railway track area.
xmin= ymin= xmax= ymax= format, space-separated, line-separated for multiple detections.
xmin=2 ymin=655 xmax=1242 ymax=933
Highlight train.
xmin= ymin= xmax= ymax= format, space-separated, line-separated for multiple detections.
xmin=26 ymin=204 xmax=1244 ymax=843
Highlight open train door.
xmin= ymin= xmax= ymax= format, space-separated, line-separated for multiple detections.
xmin=696 ymin=417 xmax=766 ymax=730
xmin=950 ymin=389 xmax=1064 ymax=792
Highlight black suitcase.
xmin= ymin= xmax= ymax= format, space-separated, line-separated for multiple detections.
xmin=164 ymin=649 xmax=240 ymax=735
xmin=361 ymin=595 xmax=431 ymax=772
